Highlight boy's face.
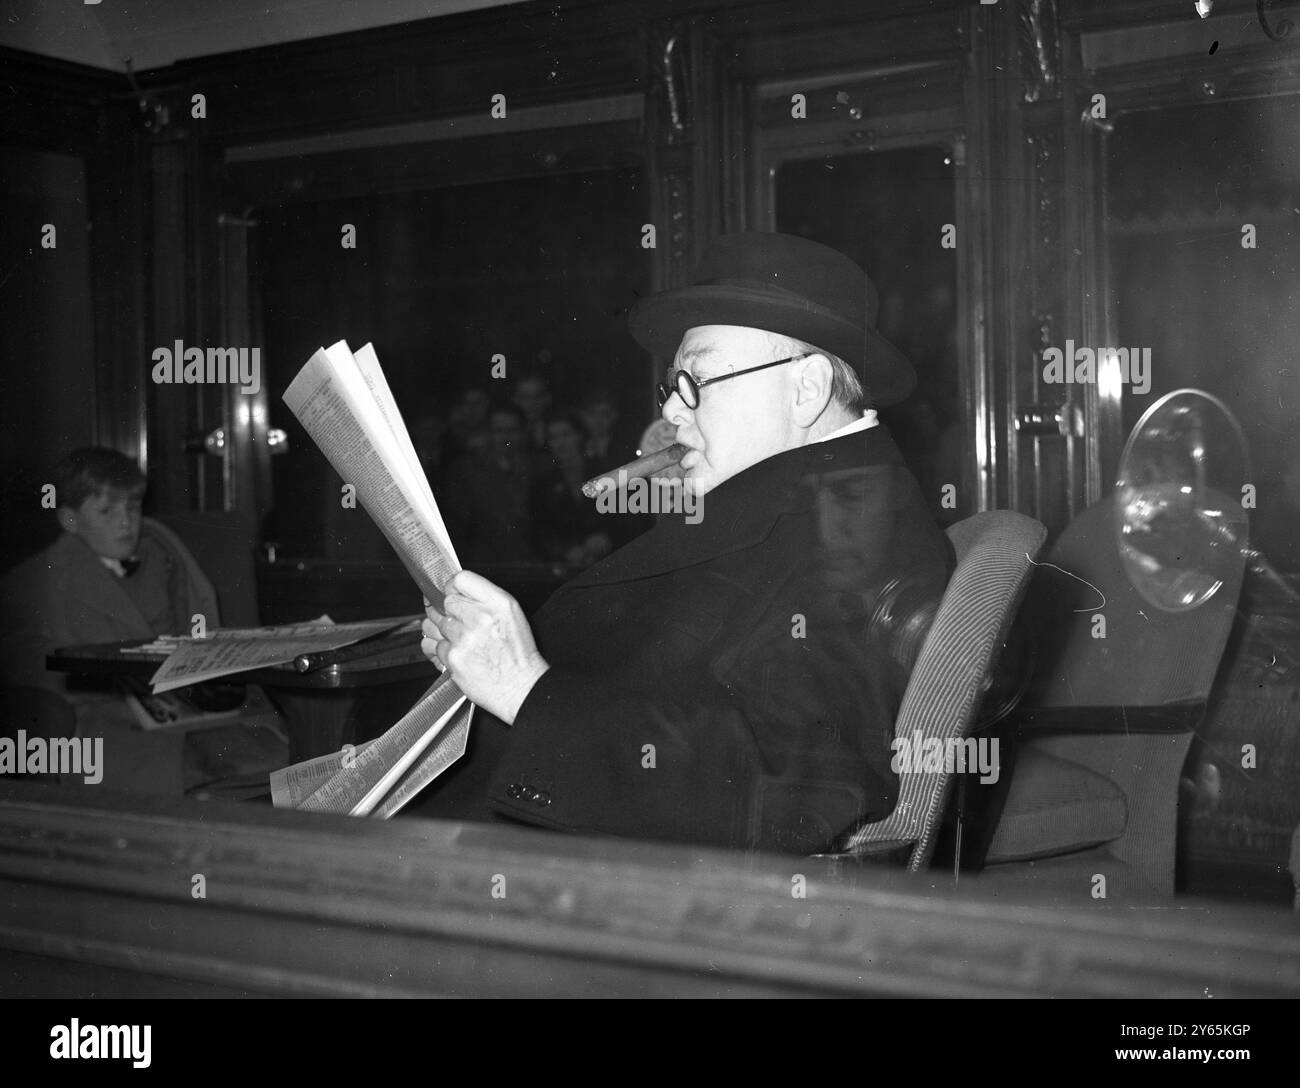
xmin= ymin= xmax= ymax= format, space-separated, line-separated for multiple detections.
xmin=60 ymin=489 xmax=143 ymax=560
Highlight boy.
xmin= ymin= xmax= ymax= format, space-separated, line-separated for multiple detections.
xmin=0 ymin=448 xmax=280 ymax=795
xmin=0 ymin=447 xmax=220 ymax=696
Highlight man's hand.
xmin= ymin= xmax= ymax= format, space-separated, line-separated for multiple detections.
xmin=421 ymin=570 xmax=549 ymax=725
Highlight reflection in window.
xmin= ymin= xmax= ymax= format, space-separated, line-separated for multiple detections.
xmin=258 ymin=168 xmax=651 ymax=565
xmin=1107 ymin=96 xmax=1300 ymax=571
xmin=0 ymin=147 xmax=97 ymax=571
xmin=776 ymin=148 xmax=960 ymax=524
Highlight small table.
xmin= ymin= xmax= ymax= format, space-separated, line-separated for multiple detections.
xmin=48 ymin=633 xmax=439 ymax=764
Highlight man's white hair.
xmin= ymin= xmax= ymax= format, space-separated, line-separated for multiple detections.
xmin=780 ymin=335 xmax=869 ymax=412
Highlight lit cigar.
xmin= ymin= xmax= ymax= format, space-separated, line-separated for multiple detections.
xmin=582 ymin=443 xmax=687 ymax=498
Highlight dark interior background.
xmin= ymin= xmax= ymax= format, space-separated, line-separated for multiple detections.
xmin=0 ymin=146 xmax=97 ymax=569
xmin=258 ymin=165 xmax=651 ymax=561
xmin=776 ymin=146 xmax=960 ymax=525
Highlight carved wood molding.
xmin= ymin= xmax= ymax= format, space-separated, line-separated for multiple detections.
xmin=647 ymin=19 xmax=695 ymax=281
xmin=1018 ymin=0 xmax=1061 ymax=103
xmin=1 ymin=783 xmax=1296 ymax=996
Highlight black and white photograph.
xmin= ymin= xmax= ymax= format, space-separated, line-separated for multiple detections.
xmin=0 ymin=0 xmax=1298 ymax=1043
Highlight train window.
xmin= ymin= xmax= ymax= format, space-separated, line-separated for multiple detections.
xmin=775 ymin=146 xmax=963 ymax=524
xmin=1105 ymin=94 xmax=1300 ymax=572
xmin=252 ymin=166 xmax=652 ymax=616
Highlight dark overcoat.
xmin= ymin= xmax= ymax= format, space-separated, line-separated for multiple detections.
xmin=427 ymin=426 xmax=952 ymax=854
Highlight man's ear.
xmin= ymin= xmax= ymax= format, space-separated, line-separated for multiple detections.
xmin=56 ymin=507 xmax=78 ymax=534
xmin=791 ymin=353 xmax=835 ymax=425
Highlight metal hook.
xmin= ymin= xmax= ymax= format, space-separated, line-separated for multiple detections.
xmin=122 ymin=57 xmax=169 ymax=131
xmin=662 ymin=34 xmax=684 ymax=138
xmin=1258 ymin=0 xmax=1295 ymax=41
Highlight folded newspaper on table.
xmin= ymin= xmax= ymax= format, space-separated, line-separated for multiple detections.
xmin=146 ymin=615 xmax=414 ymax=693
xmin=273 ymin=339 xmax=472 ymax=817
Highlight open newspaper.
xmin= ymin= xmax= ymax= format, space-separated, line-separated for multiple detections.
xmin=272 ymin=340 xmax=472 ymax=817
xmin=143 ymin=615 xmax=416 ymax=693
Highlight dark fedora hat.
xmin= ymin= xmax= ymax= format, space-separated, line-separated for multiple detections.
xmin=628 ymin=232 xmax=915 ymax=406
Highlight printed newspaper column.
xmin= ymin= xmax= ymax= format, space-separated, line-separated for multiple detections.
xmin=371 ymin=704 xmax=471 ymax=817
xmin=269 ymin=704 xmax=471 ymax=816
xmin=296 ymin=671 xmax=468 ymax=816
xmin=280 ymin=341 xmax=473 ymax=814
xmin=283 ymin=341 xmax=459 ymax=608
xmin=270 ymin=738 xmax=379 ymax=808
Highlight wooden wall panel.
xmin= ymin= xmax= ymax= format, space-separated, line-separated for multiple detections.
xmin=1 ymin=781 xmax=1296 ymax=997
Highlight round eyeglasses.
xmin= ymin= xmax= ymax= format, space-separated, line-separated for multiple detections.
xmin=656 ymin=352 xmax=814 ymax=410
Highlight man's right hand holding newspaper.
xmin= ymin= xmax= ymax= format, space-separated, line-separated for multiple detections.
xmin=421 ymin=571 xmax=548 ymax=726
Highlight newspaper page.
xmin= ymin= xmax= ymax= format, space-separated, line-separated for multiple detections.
xmin=147 ymin=616 xmax=410 ymax=693
xmin=277 ymin=341 xmax=473 ymax=815
xmin=122 ymin=614 xmax=337 ymax=657
xmin=351 ymin=342 xmax=459 ymax=565
xmin=370 ymin=703 xmax=473 ymax=818
xmin=269 ymin=738 xmax=379 ymax=808
xmin=283 ymin=341 xmax=459 ymax=609
xmin=270 ymin=702 xmax=470 ymax=815
xmin=297 ymin=670 xmax=467 ymax=816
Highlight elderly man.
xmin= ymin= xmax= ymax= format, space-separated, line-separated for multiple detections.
xmin=420 ymin=233 xmax=952 ymax=853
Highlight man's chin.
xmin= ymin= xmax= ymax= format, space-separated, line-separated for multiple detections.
xmin=683 ymin=470 xmax=718 ymax=498
xmin=689 ymin=454 xmax=773 ymax=497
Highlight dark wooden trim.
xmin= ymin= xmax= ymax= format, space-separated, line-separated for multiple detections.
xmin=132 ymin=2 xmax=652 ymax=149
xmin=224 ymin=119 xmax=646 ymax=209
xmin=964 ymin=5 xmax=1017 ymax=519
xmin=0 ymin=781 xmax=1296 ymax=997
xmin=0 ymin=47 xmax=152 ymax=466
xmin=0 ymin=46 xmax=122 ymax=152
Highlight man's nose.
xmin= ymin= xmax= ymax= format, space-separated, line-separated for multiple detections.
xmin=661 ymin=390 xmax=690 ymax=427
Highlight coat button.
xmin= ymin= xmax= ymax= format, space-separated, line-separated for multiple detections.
xmin=535 ymin=791 xmax=552 ymax=806
xmin=507 ymin=783 xmax=523 ymax=799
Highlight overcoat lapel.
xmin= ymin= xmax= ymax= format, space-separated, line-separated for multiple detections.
xmin=48 ymin=533 xmax=155 ymax=643
xmin=553 ymin=426 xmax=897 ymax=594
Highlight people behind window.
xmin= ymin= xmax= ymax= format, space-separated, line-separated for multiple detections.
xmin=441 ymin=403 xmax=537 ymax=564
xmin=444 ymin=386 xmax=491 ymax=464
xmin=429 ymin=383 xmax=657 ymax=569
xmin=529 ymin=409 xmax=616 ymax=568
xmin=579 ymin=386 xmax=640 ymax=475
xmin=511 ymin=373 xmax=553 ymax=458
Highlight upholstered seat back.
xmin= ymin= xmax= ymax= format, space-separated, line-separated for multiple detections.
xmin=982 ymin=499 xmax=1247 ymax=895
xmin=1027 ymin=500 xmax=1244 ymax=709
xmin=841 ymin=510 xmax=1046 ymax=868
xmin=157 ymin=510 xmax=260 ymax=628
